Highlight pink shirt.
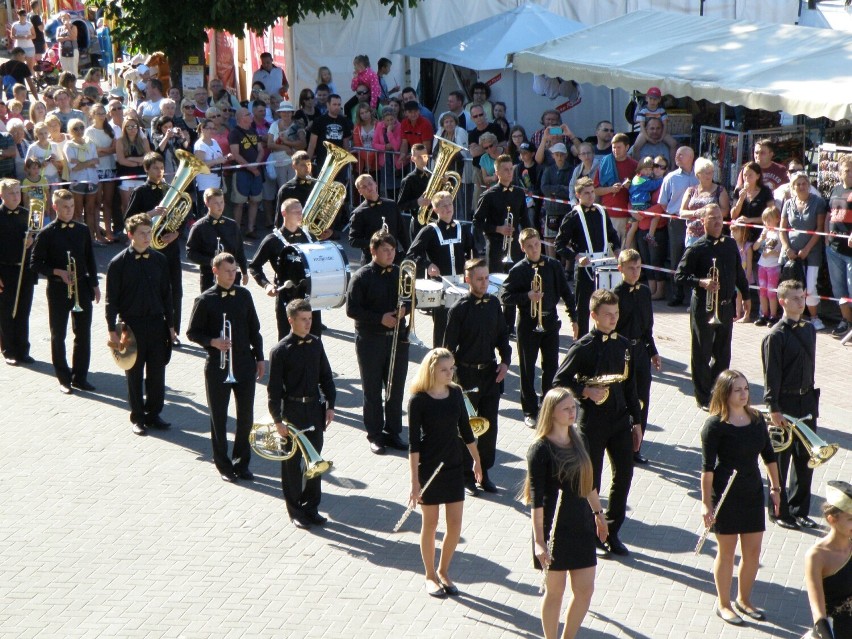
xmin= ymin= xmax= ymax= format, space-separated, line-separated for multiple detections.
xmin=351 ymin=68 xmax=382 ymax=110
xmin=373 ymin=121 xmax=405 ymax=169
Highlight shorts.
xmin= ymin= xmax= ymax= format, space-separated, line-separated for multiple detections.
xmin=231 ymin=170 xmax=263 ymax=204
xmin=18 ymin=46 xmax=35 ymax=58
xmin=120 ymin=178 xmax=144 ymax=192
xmin=97 ymin=168 xmax=116 ymax=180
xmin=70 ymin=181 xmax=99 ymax=195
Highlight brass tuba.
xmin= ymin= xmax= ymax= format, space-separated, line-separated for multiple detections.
xmin=249 ymin=423 xmax=333 ymax=479
xmin=762 ymin=411 xmax=838 ymax=469
xmin=578 ymin=350 xmax=630 ymax=405
xmin=461 ymin=387 xmax=490 ymax=437
xmin=150 ymin=149 xmax=211 ymax=250
xmin=417 ymin=136 xmax=464 ymax=226
xmin=302 ymin=142 xmax=357 ymax=237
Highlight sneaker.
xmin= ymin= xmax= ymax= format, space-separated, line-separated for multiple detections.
xmin=754 ymin=316 xmax=768 ymax=327
xmin=524 ymin=415 xmax=536 ymax=429
xmin=811 ymin=317 xmax=826 ymax=331
xmin=832 ymin=321 xmax=850 ymax=337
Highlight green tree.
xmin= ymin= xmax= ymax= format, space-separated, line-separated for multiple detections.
xmin=87 ymin=0 xmax=419 ymax=86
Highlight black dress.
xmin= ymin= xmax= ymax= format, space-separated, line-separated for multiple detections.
xmin=700 ymin=413 xmax=776 ymax=535
xmin=527 ymin=438 xmax=596 ymax=571
xmin=824 ymin=551 xmax=851 ymax=637
xmin=408 ymin=387 xmax=476 ymax=505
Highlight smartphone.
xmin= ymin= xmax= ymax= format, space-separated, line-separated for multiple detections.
xmin=549 ymin=126 xmax=562 ymax=136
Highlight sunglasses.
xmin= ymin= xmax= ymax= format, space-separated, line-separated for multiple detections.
xmin=126 ymin=124 xmax=139 ymax=129
xmin=183 ymin=105 xmax=194 ymax=110
xmin=72 ymin=126 xmax=84 ymax=131
xmin=304 ymin=95 xmax=315 ymax=100
xmin=356 ymin=90 xmax=369 ymax=96
xmin=599 ymin=128 xmax=614 ymax=133
xmin=653 ymin=163 xmax=668 ymax=169
xmin=110 ymin=106 xmax=124 ymax=112
xmin=481 ymin=144 xmax=493 ymax=151
xmin=472 ymin=113 xmax=485 ymax=118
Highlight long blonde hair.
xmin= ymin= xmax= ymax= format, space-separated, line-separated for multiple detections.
xmin=409 ymin=348 xmax=456 ymax=395
xmin=709 ymin=369 xmax=759 ymax=423
xmin=522 ymin=388 xmax=594 ymax=503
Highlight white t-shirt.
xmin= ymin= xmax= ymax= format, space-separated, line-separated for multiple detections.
xmin=267 ymin=120 xmax=295 ymax=168
xmin=193 ymin=138 xmax=223 ymax=191
xmin=85 ymin=126 xmax=117 ymax=171
xmin=25 ymin=140 xmax=62 ymax=179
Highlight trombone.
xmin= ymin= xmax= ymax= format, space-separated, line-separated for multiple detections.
xmin=221 ymin=313 xmax=237 ymax=384
xmin=706 ymin=257 xmax=721 ymax=326
xmin=248 ymin=422 xmax=333 ymax=479
xmin=531 ymin=266 xmax=545 ymax=333
xmin=12 ymin=201 xmax=44 ymax=318
xmin=66 ymin=250 xmax=83 ymax=313
xmin=461 ymin=387 xmax=490 ymax=437
xmin=763 ymin=411 xmax=838 ymax=468
xmin=387 ymin=260 xmax=422 ymax=401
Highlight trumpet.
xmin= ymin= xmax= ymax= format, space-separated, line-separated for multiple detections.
xmin=66 ymin=250 xmax=83 ymax=313
xmin=387 ymin=260 xmax=422 ymax=401
xmin=12 ymin=201 xmax=44 ymax=318
xmin=502 ymin=207 xmax=513 ymax=252
xmin=381 ymin=216 xmax=389 ymax=234
xmin=215 ymin=238 xmax=224 ymax=256
xmin=249 ymin=423 xmax=332 ymax=479
xmin=461 ymin=387 xmax=490 ymax=437
xmin=706 ymin=257 xmax=721 ymax=326
xmin=220 ymin=313 xmax=236 ymax=384
xmin=531 ymin=266 xmax=545 ymax=333
xmin=577 ymin=350 xmax=630 ymax=405
xmin=763 ymin=411 xmax=838 ymax=469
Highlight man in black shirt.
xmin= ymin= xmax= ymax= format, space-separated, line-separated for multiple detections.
xmin=306 ymin=94 xmax=353 ymax=170
xmin=187 ymin=253 xmax=265 ymax=483
xmin=349 ymin=174 xmax=409 ymax=265
xmin=268 ymin=299 xmax=336 ymax=530
xmin=105 ymin=213 xmax=174 ymax=436
xmin=186 ymin=187 xmax=247 ymax=292
xmin=0 ymin=47 xmax=39 ymax=101
xmin=228 ymin=108 xmax=263 ymax=238
xmin=674 ymin=203 xmax=750 ymax=409
xmin=274 ymin=151 xmax=312 ymax=227
xmin=467 ymin=105 xmax=502 ymax=170
xmin=345 ymin=231 xmax=410 ymax=455
xmin=761 ymin=279 xmax=820 ymax=530
xmin=445 ymin=258 xmax=511 ymax=496
xmin=31 ymin=189 xmax=99 ymax=393
xmin=397 ymin=143 xmax=431 ymax=240
xmin=0 ymin=179 xmax=35 ymax=365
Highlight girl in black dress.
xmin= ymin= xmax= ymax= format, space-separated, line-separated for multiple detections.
xmin=804 ymin=480 xmax=852 ymax=639
xmin=523 ymin=388 xmax=608 ymax=639
xmin=700 ymin=369 xmax=781 ymax=626
xmin=408 ymin=348 xmax=482 ymax=599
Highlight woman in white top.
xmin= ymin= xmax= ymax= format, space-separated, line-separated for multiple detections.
xmin=56 ymin=12 xmax=79 ymax=77
xmin=266 ymin=102 xmax=305 ymax=189
xmin=10 ymin=9 xmax=36 ymax=69
xmin=25 ymin=122 xmax=63 ymax=183
xmin=64 ymin=118 xmax=101 ymax=241
xmin=86 ymin=104 xmax=118 ymax=242
xmin=193 ymin=117 xmax=231 ymax=215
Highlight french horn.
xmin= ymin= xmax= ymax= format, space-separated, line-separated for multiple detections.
xmin=762 ymin=411 xmax=838 ymax=469
xmin=249 ymin=423 xmax=333 ymax=479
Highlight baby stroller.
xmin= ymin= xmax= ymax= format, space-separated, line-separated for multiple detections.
xmin=33 ymin=52 xmax=61 ymax=91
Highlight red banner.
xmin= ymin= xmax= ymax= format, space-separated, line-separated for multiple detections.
xmin=485 ymin=73 xmax=502 ymax=86
xmin=204 ymin=29 xmax=236 ymax=91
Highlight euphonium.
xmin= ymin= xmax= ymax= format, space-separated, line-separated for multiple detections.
xmin=387 ymin=259 xmax=422 ymax=401
xmin=706 ymin=257 xmax=721 ymax=326
xmin=531 ymin=266 xmax=545 ymax=333
xmin=417 ymin=136 xmax=464 ymax=225
xmin=302 ymin=141 xmax=357 ymax=237
xmin=249 ymin=423 xmax=333 ymax=479
xmin=67 ymin=250 xmax=83 ymax=313
xmin=762 ymin=411 xmax=838 ymax=469
xmin=12 ymin=200 xmax=44 ymax=318
xmin=151 ymin=149 xmax=211 ymax=250
xmin=577 ymin=350 xmax=631 ymax=405
xmin=461 ymin=387 xmax=490 ymax=437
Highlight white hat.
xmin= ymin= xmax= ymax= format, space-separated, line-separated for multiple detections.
xmin=550 ymin=142 xmax=568 ymax=154
xmin=826 ymin=480 xmax=852 ymax=514
xmin=136 ymin=63 xmax=150 ymax=76
xmin=276 ymin=102 xmax=295 ymax=112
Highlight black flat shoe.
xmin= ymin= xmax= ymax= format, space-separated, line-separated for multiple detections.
xmin=236 ymin=469 xmax=254 ymax=481
xmin=440 ymin=581 xmax=460 ymax=596
xmin=715 ymin=606 xmax=744 ymax=625
xmin=306 ymin=511 xmax=327 ymax=526
xmin=147 ymin=416 xmax=171 ymax=430
xmin=427 ymin=582 xmax=447 ymax=599
xmin=796 ymin=516 xmax=819 ymax=529
xmin=291 ymin=515 xmax=312 ymax=530
xmin=607 ymin=534 xmax=629 ymax=556
xmin=383 ymin=434 xmax=408 ymax=451
xmin=59 ymin=383 xmax=73 ymax=395
xmin=132 ymin=422 xmax=148 ymax=436
xmin=4 ymin=357 xmax=18 ymax=366
xmin=220 ymin=472 xmax=238 ymax=483
xmin=464 ymin=480 xmax=480 ymax=497
xmin=775 ymin=517 xmax=799 ymax=530
xmin=633 ymin=452 xmax=649 ymax=464
xmin=18 ymin=355 xmax=34 ymax=364
xmin=71 ymin=380 xmax=96 ymax=391
xmin=478 ymin=477 xmax=498 ymax=493
xmin=595 ymin=538 xmax=611 ymax=558
xmin=370 ymin=441 xmax=386 ymax=455
xmin=733 ymin=600 xmax=765 ymax=621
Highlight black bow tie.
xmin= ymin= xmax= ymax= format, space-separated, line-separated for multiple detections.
xmin=443 ymin=221 xmax=456 ymax=229
xmin=794 ymin=320 xmax=807 ymax=328
xmin=628 ymin=284 xmax=640 ymax=292
xmin=148 ymin=182 xmax=163 ymax=191
xmin=369 ymin=201 xmax=381 ymax=207
xmin=475 ymin=295 xmax=489 ymax=304
xmin=135 ymin=252 xmax=150 ymax=260
xmin=220 ymin=289 xmax=236 ymax=297
xmin=211 ymin=218 xmax=225 ymax=225
xmin=298 ymin=338 xmax=313 ymax=345
xmin=298 ymin=179 xmax=311 ymax=185
xmin=530 ymin=260 xmax=544 ymax=268
xmin=502 ymin=187 xmax=513 ymax=192
xmin=710 ymin=236 xmax=724 ymax=245
xmin=601 ymin=332 xmax=618 ymax=342
xmin=380 ymin=266 xmax=393 ymax=274
xmin=61 ymin=222 xmax=75 ymax=229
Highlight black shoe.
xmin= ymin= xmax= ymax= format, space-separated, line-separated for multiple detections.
xmin=633 ymin=452 xmax=649 ymax=464
xmin=464 ymin=479 xmax=480 ymax=497
xmin=478 ymin=477 xmax=498 ymax=493
xmin=440 ymin=581 xmax=460 ymax=596
xmin=775 ymin=516 xmax=799 ymax=530
xmin=305 ymin=511 xmax=327 ymax=526
xmin=795 ymin=516 xmax=818 ymax=529
xmin=220 ymin=471 xmax=238 ymax=483
xmin=171 ymin=336 xmax=182 ymax=347
xmin=71 ymin=379 xmax=96 ymax=391
xmin=147 ymin=416 xmax=171 ymax=430
xmin=607 ymin=533 xmax=629 ymax=556
xmin=715 ymin=606 xmax=744 ymax=625
xmin=5 ymin=357 xmax=18 ymax=366
xmin=291 ymin=515 xmax=312 ymax=530
xmin=236 ymin=469 xmax=254 ymax=481
xmin=132 ymin=422 xmax=148 ymax=436
xmin=245 ymin=230 xmax=258 ymax=239
xmin=59 ymin=383 xmax=73 ymax=395
xmin=370 ymin=441 xmax=386 ymax=455
xmin=595 ymin=538 xmax=611 ymax=558
xmin=18 ymin=355 xmax=35 ymax=364
xmin=733 ymin=600 xmax=766 ymax=621
xmin=667 ymin=298 xmax=684 ymax=307
xmin=383 ymin=434 xmax=408 ymax=451
xmin=754 ymin=316 xmax=768 ymax=327
xmin=427 ymin=583 xmax=447 ymax=599
xmin=697 ymin=403 xmax=709 ymax=412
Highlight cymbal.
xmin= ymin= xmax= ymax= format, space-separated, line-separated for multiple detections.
xmin=108 ymin=321 xmax=138 ymax=371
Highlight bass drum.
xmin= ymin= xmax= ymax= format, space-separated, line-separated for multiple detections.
xmin=280 ymin=242 xmax=350 ymax=309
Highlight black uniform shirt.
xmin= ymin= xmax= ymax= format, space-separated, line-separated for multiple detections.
xmin=613 ymin=280 xmax=657 ymax=357
xmin=105 ymin=247 xmax=173 ymax=331
xmin=397 ymin=168 xmax=430 ymax=214
xmin=674 ymin=234 xmax=749 ymax=305
xmin=555 ymin=204 xmax=620 ymax=261
xmin=473 ymin=183 xmax=529 ymax=245
xmin=406 ymin=218 xmax=476 ymax=278
xmin=30 ymin=218 xmax=98 ymax=291
xmin=349 ymin=197 xmax=411 ymax=261
xmin=761 ymin=316 xmax=817 ymax=412
xmin=268 ymin=332 xmax=336 ymax=420
xmin=502 ymin=255 xmax=575 ymax=321
xmin=125 ymin=180 xmax=183 ymax=262
xmin=186 ymin=214 xmax=247 ymax=274
xmin=248 ymin=226 xmax=314 ymax=289
xmin=275 ymin=177 xmax=313 ymax=226
xmin=445 ymin=292 xmax=511 ymax=365
xmin=345 ymin=261 xmax=409 ymax=334
xmin=0 ymin=204 xmax=30 ymax=266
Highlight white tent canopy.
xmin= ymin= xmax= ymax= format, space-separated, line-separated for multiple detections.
xmin=392 ymin=3 xmax=586 ymax=71
xmin=509 ymin=10 xmax=852 ymax=121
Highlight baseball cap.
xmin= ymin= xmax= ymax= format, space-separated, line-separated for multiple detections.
xmin=519 ymin=142 xmax=534 ymax=153
xmin=550 ymin=142 xmax=568 ymax=154
xmin=646 ymin=87 xmax=662 ymax=98
xmin=276 ymin=102 xmax=295 ymax=112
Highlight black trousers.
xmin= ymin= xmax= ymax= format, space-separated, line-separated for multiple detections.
xmin=689 ymin=296 xmax=734 ymax=406
xmin=573 ymin=265 xmax=595 ymax=338
xmin=204 ymin=361 xmax=255 ymax=475
xmin=632 ymin=342 xmax=652 ymax=438
xmin=582 ymin=418 xmax=634 ymax=535
xmin=457 ymin=365 xmax=500 ymax=478
xmin=668 ymin=218 xmax=687 ymax=301
xmin=517 ymin=315 xmax=560 ymax=417
xmin=124 ymin=316 xmax=169 ymax=424
xmin=167 ymin=250 xmax=183 ymax=334
xmin=355 ymin=330 xmax=408 ymax=442
xmin=432 ymin=306 xmax=448 ymax=348
xmin=280 ymin=400 xmax=325 ymax=518
xmin=768 ymin=391 xmax=818 ymax=519
xmin=486 ymin=240 xmax=517 ymax=331
xmin=0 ymin=264 xmax=34 ymax=360
xmin=275 ymin=297 xmax=322 ymax=341
xmin=47 ymin=282 xmax=92 ymax=385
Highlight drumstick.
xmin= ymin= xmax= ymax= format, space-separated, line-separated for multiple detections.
xmin=694 ymin=469 xmax=738 ymax=555
xmin=392 ymin=462 xmax=445 ymax=533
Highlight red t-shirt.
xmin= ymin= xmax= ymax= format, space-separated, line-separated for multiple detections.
xmin=401 ymin=116 xmax=434 ymax=149
xmin=735 ymin=161 xmax=788 ymax=191
xmin=595 ymin=155 xmax=638 ymax=218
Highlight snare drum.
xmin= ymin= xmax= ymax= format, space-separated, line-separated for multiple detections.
xmin=279 ymin=242 xmax=351 ymax=309
xmin=487 ymin=273 xmax=508 ymax=298
xmin=415 ymin=279 xmax=444 ymax=308
xmin=594 ymin=265 xmax=622 ymax=291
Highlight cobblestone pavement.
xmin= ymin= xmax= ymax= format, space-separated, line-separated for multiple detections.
xmin=0 ymin=236 xmax=849 ymax=639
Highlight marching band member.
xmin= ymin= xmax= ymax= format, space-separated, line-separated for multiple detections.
xmin=406 ymin=190 xmax=477 ymax=347
xmin=248 ymin=198 xmax=322 ymax=340
xmin=444 ymin=257 xmax=510 ymax=496
xmin=345 ymin=230 xmax=409 ymax=455
xmin=700 ymin=370 xmax=781 ymax=626
xmin=674 ymin=204 xmax=749 ymax=410
xmin=274 ymin=151 xmax=313 ymax=228
xmin=555 ymin=176 xmax=620 ymax=337
xmin=804 ymin=480 xmax=852 ymax=639
xmin=186 ymin=187 xmax=248 ymax=292
xmin=761 ymin=279 xmax=820 ymax=530
xmin=502 ymin=228 xmax=576 ymax=428
xmin=124 ymin=152 xmax=184 ymax=347
xmin=407 ymin=347 xmax=482 ymax=598
xmin=0 ymin=179 xmax=36 ymax=366
xmin=105 ymin=213 xmax=174 ymax=436
xmin=397 ymin=143 xmax=432 ymax=241
xmin=31 ymin=189 xmax=100 ymax=394
xmin=349 ymin=173 xmax=410 ymax=266
xmin=613 ymin=249 xmax=661 ymax=464
xmin=267 ymin=299 xmax=336 ymax=530
xmin=554 ymin=289 xmax=642 ymax=557
xmin=186 ymin=252 xmax=264 ymax=483
xmin=524 ymin=387 xmax=608 ymax=639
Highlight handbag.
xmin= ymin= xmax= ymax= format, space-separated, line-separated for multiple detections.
xmin=779 ymin=257 xmax=806 ymax=286
xmin=60 ymin=40 xmax=74 ymax=58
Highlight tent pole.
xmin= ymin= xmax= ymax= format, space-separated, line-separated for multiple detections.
xmin=402 ymin=2 xmax=412 ymax=89
xmin=610 ymin=89 xmax=614 ymax=127
xmin=720 ymin=103 xmax=726 ymax=129
xmin=513 ymin=71 xmax=518 ymax=126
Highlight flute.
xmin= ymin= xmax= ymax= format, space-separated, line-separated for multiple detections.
xmin=540 ymin=489 xmax=563 ymax=594
xmin=393 ymin=462 xmax=445 ymax=533
xmin=694 ymin=469 xmax=738 ymax=555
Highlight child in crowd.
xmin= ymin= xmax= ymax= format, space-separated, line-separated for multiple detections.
xmin=633 ymin=86 xmax=678 ymax=158
xmin=626 ymin=156 xmax=663 ymax=249
xmin=752 ymin=206 xmax=783 ymax=326
xmin=316 ymin=66 xmax=336 ymax=94
xmin=351 ymin=54 xmax=381 ymax=110
xmin=6 ymin=99 xmax=24 ymax=120
xmin=731 ymin=221 xmax=754 ymax=322
xmin=21 ymin=158 xmax=50 ymax=220
xmin=376 ymin=57 xmax=399 ymax=104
